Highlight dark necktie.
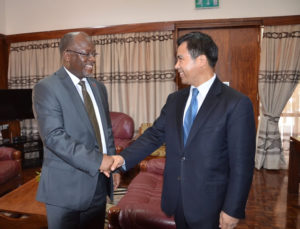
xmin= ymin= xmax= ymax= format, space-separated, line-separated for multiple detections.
xmin=183 ymin=88 xmax=199 ymax=145
xmin=79 ymin=80 xmax=103 ymax=153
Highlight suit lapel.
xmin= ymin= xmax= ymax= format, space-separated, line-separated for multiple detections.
xmin=185 ymin=77 xmax=223 ymax=146
xmin=58 ymin=68 xmax=96 ymax=138
xmin=176 ymin=87 xmax=190 ymax=149
xmin=86 ymin=78 xmax=109 ymax=140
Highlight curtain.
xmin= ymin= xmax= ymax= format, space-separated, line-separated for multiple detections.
xmin=92 ymin=31 xmax=176 ymax=132
xmin=7 ymin=31 xmax=176 ymax=136
xmin=279 ymin=83 xmax=300 ymax=164
xmin=255 ymin=25 xmax=300 ymax=170
xmin=8 ymin=39 xmax=61 ymax=137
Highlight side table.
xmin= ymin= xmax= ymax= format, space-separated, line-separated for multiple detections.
xmin=0 ymin=178 xmax=47 ymax=229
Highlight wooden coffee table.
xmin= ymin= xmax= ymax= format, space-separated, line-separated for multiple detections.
xmin=0 ymin=178 xmax=47 ymax=229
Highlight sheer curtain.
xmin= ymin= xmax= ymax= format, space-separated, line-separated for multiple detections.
xmin=255 ymin=25 xmax=300 ymax=170
xmin=279 ymin=83 xmax=300 ymax=165
xmin=92 ymin=31 xmax=176 ymax=132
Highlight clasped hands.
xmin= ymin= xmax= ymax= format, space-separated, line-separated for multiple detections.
xmin=99 ymin=154 xmax=125 ymax=178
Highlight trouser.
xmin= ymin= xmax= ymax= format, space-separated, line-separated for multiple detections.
xmin=174 ymin=186 xmax=190 ymax=229
xmin=46 ymin=174 xmax=108 ymax=229
xmin=174 ymin=186 xmax=219 ymax=229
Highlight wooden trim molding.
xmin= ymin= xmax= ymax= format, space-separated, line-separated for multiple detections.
xmin=5 ymin=22 xmax=175 ymax=44
xmin=262 ymin=15 xmax=300 ymax=26
xmin=4 ymin=15 xmax=300 ymax=44
xmin=175 ymin=18 xmax=263 ymax=30
xmin=4 ymin=15 xmax=299 ymax=45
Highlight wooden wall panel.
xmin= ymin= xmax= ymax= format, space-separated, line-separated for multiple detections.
xmin=0 ymin=34 xmax=9 ymax=89
xmin=175 ymin=26 xmax=260 ymax=126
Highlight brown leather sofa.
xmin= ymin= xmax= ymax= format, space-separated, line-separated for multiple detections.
xmin=0 ymin=147 xmax=22 ymax=196
xmin=107 ymin=158 xmax=175 ymax=229
xmin=110 ymin=111 xmax=134 ymax=151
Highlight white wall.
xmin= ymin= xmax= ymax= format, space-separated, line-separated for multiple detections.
xmin=2 ymin=0 xmax=300 ymax=35
xmin=0 ymin=0 xmax=5 ymax=34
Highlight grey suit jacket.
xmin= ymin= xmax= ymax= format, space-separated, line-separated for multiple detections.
xmin=33 ymin=67 xmax=116 ymax=211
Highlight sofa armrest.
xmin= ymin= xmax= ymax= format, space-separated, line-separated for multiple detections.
xmin=115 ymin=146 xmax=124 ymax=154
xmin=0 ymin=147 xmax=22 ymax=175
xmin=140 ymin=158 xmax=165 ymax=175
xmin=107 ymin=205 xmax=122 ymax=229
xmin=12 ymin=149 xmax=22 ymax=172
xmin=0 ymin=147 xmax=21 ymax=161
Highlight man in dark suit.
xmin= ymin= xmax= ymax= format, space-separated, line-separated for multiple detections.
xmin=33 ymin=32 xmax=119 ymax=229
xmin=111 ymin=32 xmax=256 ymax=229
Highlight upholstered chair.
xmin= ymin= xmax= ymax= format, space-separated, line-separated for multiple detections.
xmin=110 ymin=112 xmax=134 ymax=151
xmin=0 ymin=147 xmax=22 ymax=196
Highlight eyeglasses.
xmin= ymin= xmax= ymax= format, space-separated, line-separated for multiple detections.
xmin=65 ymin=49 xmax=98 ymax=58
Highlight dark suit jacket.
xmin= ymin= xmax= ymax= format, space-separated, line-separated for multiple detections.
xmin=120 ymin=77 xmax=256 ymax=228
xmin=33 ymin=67 xmax=116 ymax=211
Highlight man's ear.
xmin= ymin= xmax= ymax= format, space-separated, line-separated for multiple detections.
xmin=196 ymin=54 xmax=208 ymax=67
xmin=62 ymin=51 xmax=71 ymax=67
xmin=63 ymin=50 xmax=70 ymax=62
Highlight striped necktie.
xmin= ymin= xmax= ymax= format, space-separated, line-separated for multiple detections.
xmin=79 ymin=80 xmax=103 ymax=153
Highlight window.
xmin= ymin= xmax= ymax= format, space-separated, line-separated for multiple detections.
xmin=279 ymin=83 xmax=300 ymax=164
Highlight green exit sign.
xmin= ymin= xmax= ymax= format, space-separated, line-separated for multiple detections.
xmin=195 ymin=0 xmax=219 ymax=8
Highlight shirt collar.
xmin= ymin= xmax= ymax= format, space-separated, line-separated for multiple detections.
xmin=64 ymin=67 xmax=86 ymax=86
xmin=191 ymin=74 xmax=216 ymax=98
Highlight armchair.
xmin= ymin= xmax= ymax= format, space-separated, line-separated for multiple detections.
xmin=110 ymin=111 xmax=134 ymax=151
xmin=107 ymin=158 xmax=175 ymax=229
xmin=110 ymin=111 xmax=137 ymax=185
xmin=0 ymin=147 xmax=22 ymax=196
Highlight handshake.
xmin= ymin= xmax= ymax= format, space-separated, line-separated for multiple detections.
xmin=99 ymin=154 xmax=125 ymax=177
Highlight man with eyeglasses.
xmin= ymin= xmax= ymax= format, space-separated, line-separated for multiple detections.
xmin=33 ymin=31 xmax=120 ymax=229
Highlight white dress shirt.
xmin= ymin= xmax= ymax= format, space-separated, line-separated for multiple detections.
xmin=65 ymin=67 xmax=107 ymax=154
xmin=183 ymin=74 xmax=216 ymax=123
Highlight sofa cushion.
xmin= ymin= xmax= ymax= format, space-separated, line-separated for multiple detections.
xmin=143 ymin=158 xmax=165 ymax=175
xmin=118 ymin=170 xmax=175 ymax=229
xmin=0 ymin=160 xmax=20 ymax=184
xmin=119 ymin=202 xmax=175 ymax=229
xmin=139 ymin=123 xmax=166 ymax=157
